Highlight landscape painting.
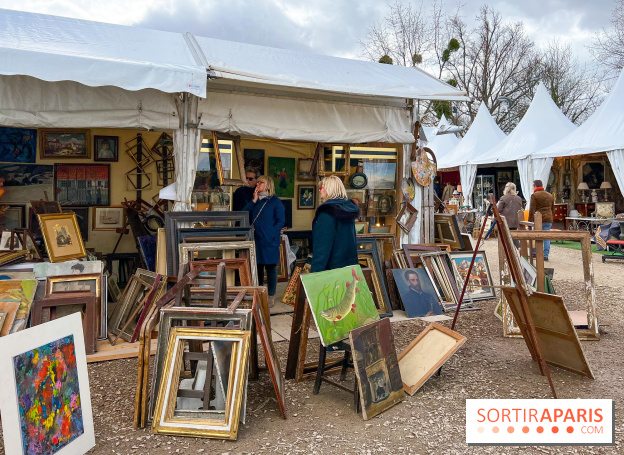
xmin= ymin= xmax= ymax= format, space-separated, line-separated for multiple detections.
xmin=0 ymin=127 xmax=37 ymax=163
xmin=0 ymin=164 xmax=54 ymax=204
xmin=268 ymin=157 xmax=295 ymax=198
xmin=349 ymin=318 xmax=405 ymax=420
xmin=449 ymin=251 xmax=495 ymax=300
xmin=13 ymin=335 xmax=84 ymax=454
xmin=40 ymin=130 xmax=90 ymax=159
xmin=363 ymin=162 xmax=396 ymax=189
xmin=300 ymin=265 xmax=379 ymax=346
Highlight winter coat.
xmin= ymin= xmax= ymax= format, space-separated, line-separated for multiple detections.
xmin=243 ymin=195 xmax=285 ymax=265
xmin=529 ymin=189 xmax=554 ymax=224
xmin=497 ymin=194 xmax=524 ymax=229
xmin=310 ymin=198 xmax=359 ymax=273
xmin=233 ymin=185 xmax=255 ymax=212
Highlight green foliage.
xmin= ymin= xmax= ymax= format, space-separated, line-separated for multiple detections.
xmin=448 ymin=38 xmax=460 ymax=52
xmin=378 ymin=55 xmax=393 ymax=64
xmin=412 ymin=53 xmax=423 ymax=65
xmin=447 ymin=79 xmax=458 ymax=87
xmin=432 ymin=100 xmax=452 ymax=120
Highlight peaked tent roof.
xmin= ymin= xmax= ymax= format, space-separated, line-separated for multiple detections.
xmin=191 ymin=36 xmax=469 ymax=102
xmin=0 ymin=8 xmax=207 ymax=96
xmin=438 ymin=102 xmax=506 ymax=169
xmin=533 ymin=69 xmax=624 ymax=158
xmin=470 ymin=83 xmax=576 ymax=165
xmin=426 ymin=114 xmax=460 ymax=162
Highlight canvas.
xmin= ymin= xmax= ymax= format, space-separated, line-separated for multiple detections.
xmin=93 ymin=135 xmax=118 ymax=162
xmin=0 ymin=164 xmax=54 ymax=203
xmin=0 ymin=127 xmax=37 ymax=163
xmin=63 ymin=207 xmax=89 ymax=242
xmin=268 ymin=157 xmax=295 ymax=198
xmin=449 ymin=251 xmax=496 ymax=300
xmin=55 ymin=164 xmax=110 ymax=206
xmin=392 ymin=268 xmax=443 ymax=318
xmin=349 ymin=318 xmax=405 ymax=420
xmin=0 ymin=279 xmax=38 ymax=333
xmin=363 ymin=161 xmax=396 ymax=189
xmin=297 ymin=185 xmax=315 ymax=209
xmin=40 ymin=130 xmax=90 ymax=159
xmin=300 ymin=265 xmax=379 ymax=347
xmin=0 ymin=205 xmax=26 ymax=230
xmin=0 ymin=313 xmax=95 ymax=455
xmin=243 ymin=148 xmax=265 ymax=175
xmin=33 ymin=260 xmax=103 ymax=280
xmin=297 ymin=158 xmax=315 ymax=181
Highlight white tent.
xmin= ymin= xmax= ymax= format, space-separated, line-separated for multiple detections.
xmin=470 ymin=84 xmax=577 ymax=207
xmin=532 ymin=68 xmax=624 ymax=194
xmin=425 ymin=114 xmax=460 ymax=163
xmin=438 ymin=102 xmax=506 ymax=206
xmin=0 ymin=8 xmax=467 ymax=241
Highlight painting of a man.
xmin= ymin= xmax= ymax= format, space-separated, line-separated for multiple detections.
xmin=393 ymin=268 xmax=443 ymax=318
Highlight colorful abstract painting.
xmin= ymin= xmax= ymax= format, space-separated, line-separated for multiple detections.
xmin=13 ymin=335 xmax=84 ymax=454
xmin=300 ymin=265 xmax=379 ymax=346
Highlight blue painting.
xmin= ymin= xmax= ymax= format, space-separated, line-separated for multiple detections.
xmin=0 ymin=127 xmax=37 ymax=163
xmin=392 ymin=268 xmax=443 ymax=317
xmin=13 ymin=335 xmax=84 ymax=455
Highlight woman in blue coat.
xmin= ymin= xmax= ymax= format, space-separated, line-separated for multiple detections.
xmin=243 ymin=175 xmax=285 ymax=307
xmin=311 ymin=175 xmax=359 ymax=273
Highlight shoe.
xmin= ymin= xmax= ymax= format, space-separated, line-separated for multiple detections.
xmin=544 ymin=257 xmax=549 ymax=262
xmin=268 ymin=295 xmax=275 ymax=308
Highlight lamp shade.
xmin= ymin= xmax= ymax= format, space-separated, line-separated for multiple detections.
xmin=457 ymin=184 xmax=463 ymax=193
xmin=577 ymin=182 xmax=590 ymax=190
xmin=600 ymin=181 xmax=612 ymax=189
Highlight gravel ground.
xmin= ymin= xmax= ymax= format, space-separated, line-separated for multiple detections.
xmin=1 ymin=237 xmax=623 ymax=454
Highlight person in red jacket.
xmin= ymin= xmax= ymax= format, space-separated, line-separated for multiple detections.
xmin=529 ymin=179 xmax=554 ymax=260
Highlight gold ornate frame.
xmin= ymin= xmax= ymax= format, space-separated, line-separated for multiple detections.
xmin=37 ymin=213 xmax=87 ymax=262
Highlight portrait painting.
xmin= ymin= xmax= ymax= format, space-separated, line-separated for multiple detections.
xmin=349 ymin=318 xmax=405 ymax=420
xmin=581 ymin=162 xmax=605 ymax=189
xmin=0 ymin=314 xmax=95 ymax=455
xmin=300 ymin=265 xmax=379 ymax=346
xmin=243 ymin=149 xmax=265 ymax=176
xmin=268 ymin=157 xmax=295 ymax=198
xmin=40 ymin=129 xmax=90 ymax=159
xmin=449 ymin=251 xmax=495 ymax=300
xmin=0 ymin=164 xmax=54 ymax=204
xmin=0 ymin=205 xmax=25 ymax=230
xmin=55 ymin=164 xmax=110 ymax=206
xmin=563 ymin=173 xmax=572 ymax=187
xmin=38 ymin=213 xmax=86 ymax=262
xmin=0 ymin=127 xmax=37 ymax=163
xmin=367 ymin=191 xmax=395 ymax=217
xmin=93 ymin=135 xmax=118 ymax=162
xmin=297 ymin=185 xmax=315 ymax=209
xmin=297 ymin=158 xmax=315 ymax=181
xmin=392 ymin=268 xmax=443 ymax=318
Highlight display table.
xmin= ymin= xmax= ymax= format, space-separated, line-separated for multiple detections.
xmin=565 ymin=216 xmax=620 ymax=234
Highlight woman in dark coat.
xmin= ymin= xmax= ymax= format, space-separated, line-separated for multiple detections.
xmin=497 ymin=181 xmax=524 ymax=248
xmin=243 ymin=175 xmax=285 ymax=307
xmin=310 ymin=175 xmax=359 ymax=273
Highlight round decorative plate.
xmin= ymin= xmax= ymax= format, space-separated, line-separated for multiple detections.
xmin=349 ymin=172 xmax=368 ymax=189
xmin=401 ymin=177 xmax=416 ymax=201
xmin=411 ymin=146 xmax=437 ymax=187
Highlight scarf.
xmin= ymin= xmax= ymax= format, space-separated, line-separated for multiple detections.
xmin=258 ymin=191 xmax=269 ymax=200
xmin=533 ymin=186 xmax=544 ymax=193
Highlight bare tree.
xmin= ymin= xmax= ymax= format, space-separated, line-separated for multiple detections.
xmin=590 ymin=0 xmax=624 ymax=73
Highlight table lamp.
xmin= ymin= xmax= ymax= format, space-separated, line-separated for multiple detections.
xmin=577 ymin=182 xmax=589 ymax=202
xmin=600 ymin=181 xmax=612 ymax=201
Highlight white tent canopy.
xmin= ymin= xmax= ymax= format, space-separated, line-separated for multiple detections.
xmin=425 ymin=114 xmax=460 ymax=163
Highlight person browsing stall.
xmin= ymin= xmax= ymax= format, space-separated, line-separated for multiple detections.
xmin=497 ymin=182 xmax=524 ymax=248
xmin=243 ymin=176 xmax=285 ymax=307
xmin=529 ymin=179 xmax=554 ymax=261
xmin=233 ymin=168 xmax=259 ymax=212
xmin=310 ymin=176 xmax=359 ymax=273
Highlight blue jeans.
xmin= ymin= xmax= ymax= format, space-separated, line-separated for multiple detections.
xmin=257 ymin=264 xmax=277 ymax=296
xmin=542 ymin=222 xmax=552 ymax=258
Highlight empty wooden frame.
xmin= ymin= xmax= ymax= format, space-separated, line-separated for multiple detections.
xmin=179 ymin=242 xmax=258 ymax=286
xmin=433 ymin=213 xmax=465 ymax=250
xmin=397 ymin=323 xmax=466 ymax=395
xmin=395 ymin=202 xmax=419 ymax=234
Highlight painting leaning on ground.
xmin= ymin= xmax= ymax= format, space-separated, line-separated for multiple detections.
xmin=13 ymin=335 xmax=84 ymax=454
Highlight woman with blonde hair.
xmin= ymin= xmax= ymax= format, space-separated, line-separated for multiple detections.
xmin=243 ymin=175 xmax=285 ymax=307
xmin=497 ymin=181 xmax=523 ymax=246
xmin=310 ymin=175 xmax=359 ymax=273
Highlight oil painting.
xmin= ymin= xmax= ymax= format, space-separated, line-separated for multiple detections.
xmin=40 ymin=130 xmax=90 ymax=159
xmin=0 ymin=127 xmax=37 ymax=163
xmin=449 ymin=251 xmax=495 ymax=300
xmin=349 ymin=318 xmax=405 ymax=420
xmin=392 ymin=268 xmax=443 ymax=318
xmin=268 ymin=157 xmax=295 ymax=198
xmin=0 ymin=164 xmax=54 ymax=204
xmin=0 ymin=279 xmax=38 ymax=333
xmin=300 ymin=265 xmax=379 ymax=346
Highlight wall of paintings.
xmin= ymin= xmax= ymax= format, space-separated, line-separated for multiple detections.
xmin=0 ymin=126 xmax=165 ymax=254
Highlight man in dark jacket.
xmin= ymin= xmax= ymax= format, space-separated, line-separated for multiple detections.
xmin=529 ymin=179 xmax=554 ymax=260
xmin=233 ymin=168 xmax=259 ymax=212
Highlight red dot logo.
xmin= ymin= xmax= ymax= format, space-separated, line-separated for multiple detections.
xmin=492 ymin=426 xmax=500 ymax=433
xmin=537 ymin=426 xmax=544 ymax=433
xmin=522 ymin=426 xmax=530 ymax=433
xmin=507 ymin=426 xmax=514 ymax=433
xmin=552 ymin=426 xmax=559 ymax=433
xmin=567 ymin=426 xmax=574 ymax=434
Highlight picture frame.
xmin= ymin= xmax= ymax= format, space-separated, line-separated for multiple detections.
xmin=297 ymin=185 xmax=316 ymax=209
xmin=297 ymin=158 xmax=315 ymax=181
xmin=355 ymin=221 xmax=370 ymax=235
xmin=0 ymin=127 xmax=37 ymax=163
xmin=125 ymin=169 xmax=152 ymax=191
xmin=0 ymin=313 xmax=95 ymax=455
xmin=93 ymin=135 xmax=119 ymax=162
xmin=62 ymin=206 xmax=89 ymax=241
xmin=268 ymin=156 xmax=296 ymax=198
xmin=92 ymin=206 xmax=126 ymax=231
xmin=367 ymin=191 xmax=396 ymax=217
xmin=33 ymin=259 xmax=103 ymax=280
xmin=395 ymin=202 xmax=419 ymax=234
xmin=40 ymin=129 xmax=90 ymax=159
xmin=362 ymin=161 xmax=396 ymax=190
xmin=151 ymin=327 xmax=251 ymax=440
xmin=392 ymin=268 xmax=444 ymax=317
xmin=397 ymin=323 xmax=466 ymax=395
xmin=37 ymin=212 xmax=87 ymax=262
xmin=55 ymin=163 xmax=110 ymax=206
xmin=565 ymin=158 xmax=571 ymax=171
xmin=519 ymin=256 xmax=538 ymax=288
xmin=448 ymin=251 xmax=495 ymax=301
xmin=0 ymin=164 xmax=54 ymax=204
xmin=317 ymin=143 xmax=351 ymax=177
xmin=179 ymin=242 xmax=258 ymax=286
xmin=244 ymin=149 xmax=265 ymax=176
xmin=358 ymin=254 xmax=392 ymax=317
xmin=579 ymin=161 xmax=605 ymax=190
xmin=209 ymin=132 xmax=246 ymax=187
xmin=563 ymin=172 xmax=572 ymax=188
xmin=0 ymin=301 xmax=19 ymax=337
xmin=433 ymin=213 xmax=465 ymax=250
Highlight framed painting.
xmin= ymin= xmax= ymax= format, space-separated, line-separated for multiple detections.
xmin=33 ymin=259 xmax=103 ymax=280
xmin=0 ymin=164 xmax=54 ymax=203
xmin=0 ymin=313 xmax=95 ymax=455
xmin=55 ymin=164 xmax=110 ymax=206
xmin=448 ymin=251 xmax=495 ymax=300
xmin=40 ymin=129 xmax=90 ymax=159
xmin=367 ymin=191 xmax=395 ymax=217
xmin=92 ymin=206 xmax=126 ymax=230
xmin=62 ymin=207 xmax=89 ymax=242
xmin=297 ymin=158 xmax=315 ymax=181
xmin=268 ymin=157 xmax=295 ymax=198
xmin=579 ymin=161 xmax=605 ymax=189
xmin=349 ymin=318 xmax=404 ymax=420
xmin=297 ymin=185 xmax=316 ymax=209
xmin=362 ymin=161 xmax=396 ymax=189
xmin=392 ymin=268 xmax=443 ymax=317
xmin=300 ymin=265 xmax=379 ymax=346
xmin=0 ymin=204 xmax=25 ymax=230
xmin=433 ymin=213 xmax=465 ymax=250
xmin=37 ymin=213 xmax=87 ymax=262
xmin=355 ymin=221 xmax=369 ymax=235
xmin=395 ymin=202 xmax=418 ymax=234
xmin=93 ymin=135 xmax=118 ymax=162
xmin=244 ymin=148 xmax=265 ymax=175
xmin=0 ymin=127 xmax=37 ymax=163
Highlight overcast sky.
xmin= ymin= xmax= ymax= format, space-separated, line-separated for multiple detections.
xmin=0 ymin=0 xmax=616 ymax=63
